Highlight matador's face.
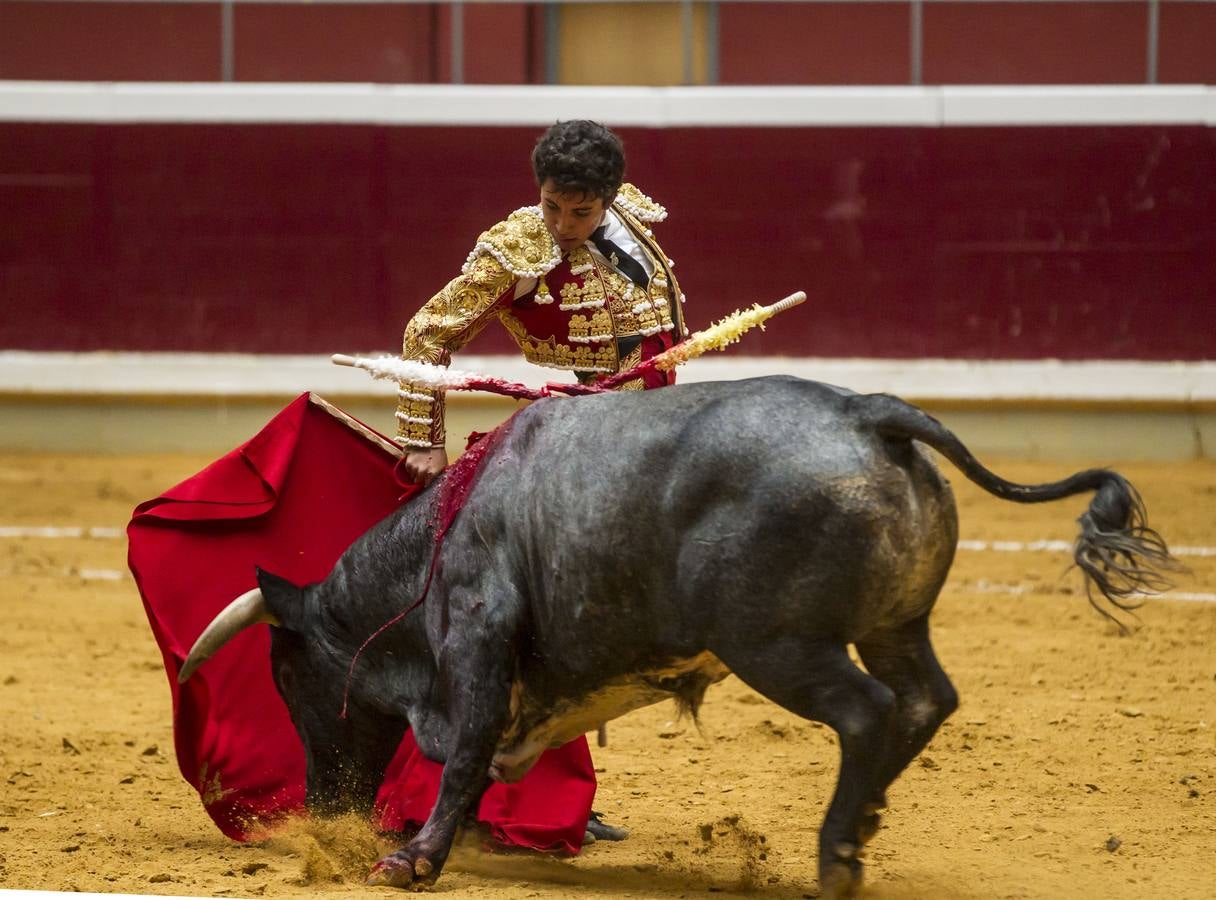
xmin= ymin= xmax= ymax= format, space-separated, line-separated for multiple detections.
xmin=540 ymin=179 xmax=609 ymax=255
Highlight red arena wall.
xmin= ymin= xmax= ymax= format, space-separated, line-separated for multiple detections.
xmin=3 ymin=2 xmax=1216 ymax=86
xmin=3 ymin=118 xmax=1213 ymax=361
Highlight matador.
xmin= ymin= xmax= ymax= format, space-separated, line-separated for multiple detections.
xmin=393 ymin=120 xmax=688 ymax=485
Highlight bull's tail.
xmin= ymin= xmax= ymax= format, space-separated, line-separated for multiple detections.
xmin=855 ymin=392 xmax=1182 ymax=630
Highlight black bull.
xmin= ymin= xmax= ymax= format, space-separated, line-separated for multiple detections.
xmin=181 ymin=376 xmax=1174 ymax=897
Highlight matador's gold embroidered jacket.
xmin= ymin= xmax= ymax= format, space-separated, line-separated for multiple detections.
xmin=395 ymin=183 xmax=688 ymax=449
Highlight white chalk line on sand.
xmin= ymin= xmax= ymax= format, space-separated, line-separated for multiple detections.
xmin=0 ymin=525 xmax=124 ymax=539
xmin=966 ymin=579 xmax=1216 ymax=603
xmin=958 ymin=539 xmax=1215 ymax=557
xmin=0 ymin=567 xmax=129 ymax=582
xmin=75 ymin=568 xmax=125 ymax=581
xmin=3 ymin=526 xmax=1214 ymax=556
xmin=0 ymin=892 xmax=216 ymax=900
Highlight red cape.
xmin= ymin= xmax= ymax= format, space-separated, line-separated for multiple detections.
xmin=128 ymin=393 xmax=595 ymax=853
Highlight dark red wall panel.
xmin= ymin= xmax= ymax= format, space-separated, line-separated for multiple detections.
xmin=2 ymin=123 xmax=1213 ymax=360
xmin=718 ymin=2 xmax=910 ymax=85
xmin=1158 ymin=2 xmax=1216 ymax=84
xmin=463 ymin=3 xmax=535 ymax=85
xmin=234 ymin=3 xmax=438 ymax=83
xmin=924 ymin=2 xmax=1146 ymax=84
xmin=0 ymin=2 xmax=221 ymax=81
xmin=0 ymin=1 xmax=1206 ymax=87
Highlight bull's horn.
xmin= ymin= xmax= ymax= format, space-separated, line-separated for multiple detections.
xmin=178 ymin=589 xmax=281 ymax=684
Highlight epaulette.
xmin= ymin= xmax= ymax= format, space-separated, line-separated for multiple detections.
xmin=462 ymin=206 xmax=561 ymax=279
xmin=613 ymin=183 xmax=668 ymax=223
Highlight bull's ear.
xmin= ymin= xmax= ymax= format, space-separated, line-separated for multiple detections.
xmin=255 ymin=567 xmax=306 ymax=632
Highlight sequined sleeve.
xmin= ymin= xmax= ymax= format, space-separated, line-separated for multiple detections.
xmin=394 ymin=254 xmax=517 ymax=448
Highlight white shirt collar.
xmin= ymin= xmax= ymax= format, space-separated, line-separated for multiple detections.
xmin=584 ymin=209 xmax=655 ymax=278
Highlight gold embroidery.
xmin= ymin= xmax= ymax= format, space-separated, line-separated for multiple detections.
xmin=397 ymin=252 xmax=516 ymax=446
xmin=647 ymin=277 xmax=676 ymax=332
xmin=395 ymin=400 xmax=442 ymax=448
xmin=567 ymin=246 xmax=594 ymax=269
xmin=558 ymin=276 xmax=607 ymax=311
xmin=611 ymin=202 xmax=686 ymax=338
xmin=397 ymin=397 xmax=434 ymax=421
xmin=568 ymin=308 xmax=615 ymax=344
xmin=614 ymin=183 xmax=667 ymax=223
xmin=497 ymin=309 xmax=530 ymax=344
xmin=517 ymin=336 xmax=618 ymax=372
xmin=601 ymin=263 xmax=662 ymax=337
xmin=199 ymin=763 xmax=236 ymax=807
xmin=612 ymin=346 xmax=646 ymax=391
xmin=465 ymin=206 xmax=560 ymax=278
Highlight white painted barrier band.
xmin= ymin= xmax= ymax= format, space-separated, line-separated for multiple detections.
xmin=3 ymin=352 xmax=1214 ymax=404
xmin=2 ymin=83 xmax=1215 ymax=127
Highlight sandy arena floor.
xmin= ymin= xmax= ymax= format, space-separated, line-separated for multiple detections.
xmin=1 ymin=451 xmax=1213 ymax=899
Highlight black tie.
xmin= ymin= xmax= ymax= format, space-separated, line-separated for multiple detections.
xmin=590 ymin=225 xmax=650 ymax=289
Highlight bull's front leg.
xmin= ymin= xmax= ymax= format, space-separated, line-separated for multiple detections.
xmin=367 ymin=625 xmax=513 ymax=888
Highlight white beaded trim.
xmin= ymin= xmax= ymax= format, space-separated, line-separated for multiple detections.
xmin=394 ymin=435 xmax=435 ymax=449
xmin=525 ymin=357 xmax=615 ymax=373
xmin=662 ymin=321 xmax=675 ymax=332
xmin=614 ymin=192 xmax=668 ymax=223
xmin=395 ymin=411 xmax=434 ymax=426
xmin=461 ymin=206 xmax=560 ymax=279
xmin=639 ymin=324 xmax=663 ymax=337
xmin=569 ymin=333 xmax=614 ymax=344
xmin=534 ymin=290 xmax=555 ymax=305
xmin=397 ymin=390 xmax=434 ymax=403
xmin=559 ymin=298 xmax=606 ymax=311
xmin=570 ymin=262 xmax=594 ymax=275
xmin=631 ymin=300 xmax=656 ymax=315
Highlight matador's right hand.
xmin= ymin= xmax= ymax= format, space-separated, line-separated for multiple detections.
xmin=402 ymin=447 xmax=448 ymax=486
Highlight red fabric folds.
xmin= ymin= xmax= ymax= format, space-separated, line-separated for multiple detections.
xmin=128 ymin=393 xmax=594 ymax=853
xmin=375 ymin=732 xmax=595 ymax=855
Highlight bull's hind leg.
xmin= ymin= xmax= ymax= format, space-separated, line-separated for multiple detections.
xmin=854 ymin=615 xmax=958 ymax=844
xmin=719 ymin=638 xmax=896 ymax=899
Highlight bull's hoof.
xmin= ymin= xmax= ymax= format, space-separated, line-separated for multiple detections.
xmin=819 ymin=848 xmax=863 ymax=899
xmin=366 ymin=849 xmax=439 ymax=889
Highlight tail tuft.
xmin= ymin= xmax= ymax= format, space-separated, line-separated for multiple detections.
xmin=1073 ymin=474 xmax=1183 ymax=632
xmin=854 ymin=393 xmax=1185 ymax=632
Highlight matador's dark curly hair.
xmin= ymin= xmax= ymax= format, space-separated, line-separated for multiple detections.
xmin=531 ymin=120 xmax=625 ymax=203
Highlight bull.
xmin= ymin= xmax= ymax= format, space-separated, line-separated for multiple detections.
xmin=180 ymin=376 xmax=1174 ymax=897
